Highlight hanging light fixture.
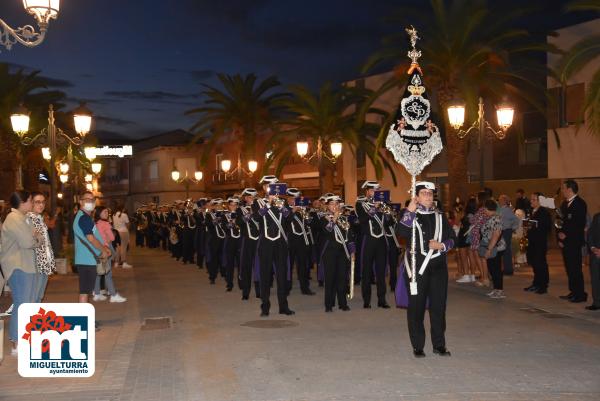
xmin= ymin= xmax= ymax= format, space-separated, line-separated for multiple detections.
xmin=447 ymin=102 xmax=466 ymax=130
xmin=10 ymin=104 xmax=31 ymax=137
xmin=247 ymin=160 xmax=258 ymax=173
xmin=194 ymin=170 xmax=203 ymax=181
xmin=171 ymin=169 xmax=181 ymax=182
xmin=221 ymin=159 xmax=231 ymax=173
xmin=72 ymin=102 xmax=93 ymax=136
xmin=330 ymin=142 xmax=342 ymax=158
xmin=41 ymin=147 xmax=51 ymax=160
xmin=91 ymin=162 xmax=102 ymax=174
xmin=296 ymin=141 xmax=309 ymax=157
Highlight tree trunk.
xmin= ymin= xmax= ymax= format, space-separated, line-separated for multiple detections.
xmin=319 ymin=158 xmax=335 ymax=194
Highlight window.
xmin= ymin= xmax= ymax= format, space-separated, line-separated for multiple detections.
xmin=215 ymin=153 xmax=223 ymax=171
xmin=522 ymin=138 xmax=547 ymax=164
xmin=149 ymin=160 xmax=159 ymax=180
xmin=547 ymin=83 xmax=585 ymax=128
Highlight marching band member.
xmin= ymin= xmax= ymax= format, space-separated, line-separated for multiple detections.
xmin=205 ymin=198 xmax=226 ymax=284
xmin=237 ymin=188 xmax=261 ymax=300
xmin=252 ymin=175 xmax=295 ymax=317
xmin=181 ymin=201 xmax=197 ymax=265
xmin=158 ymin=205 xmax=170 ymax=251
xmin=194 ymin=198 xmax=208 ymax=269
xmin=320 ymin=195 xmax=354 ymax=312
xmin=396 ymin=181 xmax=455 ymax=358
xmin=356 ymin=181 xmax=391 ymax=309
xmin=222 ymin=197 xmax=241 ymax=292
xmin=287 ymin=188 xmax=316 ymax=296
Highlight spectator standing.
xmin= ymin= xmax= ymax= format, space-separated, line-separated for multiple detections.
xmin=470 ymin=191 xmax=491 ymax=287
xmin=456 ymin=198 xmax=477 ymax=283
xmin=515 ymin=189 xmax=532 ymax=216
xmin=557 ymin=180 xmax=588 ymax=303
xmin=498 ymin=195 xmax=520 ymax=276
xmin=112 ymin=206 xmax=133 ymax=268
xmin=73 ymin=192 xmax=110 ymax=304
xmin=0 ymin=191 xmax=40 ymax=356
xmin=27 ymin=192 xmax=56 ymax=302
xmin=524 ymin=193 xmax=552 ymax=294
xmin=479 ymin=199 xmax=507 ymax=299
xmin=92 ymin=206 xmax=126 ymax=303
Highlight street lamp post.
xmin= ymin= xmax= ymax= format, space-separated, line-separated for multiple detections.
xmin=218 ymin=154 xmax=258 ymax=186
xmin=171 ymin=168 xmax=203 ymax=199
xmin=296 ymin=136 xmax=342 ymax=194
xmin=447 ymin=97 xmax=514 ymax=189
xmin=1 ymin=0 xmax=60 ymax=50
xmin=11 ymin=103 xmax=93 ymax=214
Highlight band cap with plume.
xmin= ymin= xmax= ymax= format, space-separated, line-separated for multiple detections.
xmin=324 ymin=195 xmax=342 ymax=203
xmin=259 ymin=175 xmax=279 ymax=184
xmin=241 ymin=188 xmax=257 ymax=196
xmin=361 ymin=180 xmax=380 ymax=190
xmin=286 ymin=188 xmax=301 ymax=197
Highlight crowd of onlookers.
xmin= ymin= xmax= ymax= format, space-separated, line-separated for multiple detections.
xmin=449 ymin=180 xmax=600 ymax=310
xmin=0 ymin=190 xmax=132 ymax=357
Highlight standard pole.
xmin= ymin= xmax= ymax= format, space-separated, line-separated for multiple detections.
xmin=48 ymin=105 xmax=57 ymax=215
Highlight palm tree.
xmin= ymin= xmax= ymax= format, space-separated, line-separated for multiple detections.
xmin=185 ymin=73 xmax=288 ymax=169
xmin=0 ymin=63 xmax=66 ymax=197
xmin=554 ymin=0 xmax=600 ymax=136
xmin=265 ymin=82 xmax=396 ymax=194
xmin=363 ymin=0 xmax=554 ymax=202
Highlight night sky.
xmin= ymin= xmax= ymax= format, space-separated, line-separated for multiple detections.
xmin=1 ymin=0 xmax=595 ymax=142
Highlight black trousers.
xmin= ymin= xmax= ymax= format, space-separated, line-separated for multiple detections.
xmin=360 ymin=237 xmax=388 ymax=305
xmin=562 ymin=244 xmax=585 ymax=298
xmin=589 ymin=256 xmax=600 ymax=307
xmin=289 ymin=235 xmax=311 ymax=293
xmin=181 ymin=228 xmax=195 ymax=264
xmin=240 ymin=237 xmax=258 ymax=298
xmin=388 ymin=241 xmax=400 ymax=291
xmin=207 ymin=237 xmax=224 ymax=282
xmin=160 ymin=227 xmax=168 ymax=251
xmin=527 ymin=242 xmax=549 ymax=289
xmin=136 ymin=229 xmax=145 ymax=247
xmin=404 ymin=265 xmax=448 ymax=351
xmin=195 ymin=229 xmax=205 ymax=268
xmin=322 ymin=245 xmax=349 ymax=309
xmin=224 ymin=237 xmax=241 ymax=289
xmin=486 ymin=251 xmax=505 ymax=290
xmin=258 ymin=238 xmax=289 ymax=313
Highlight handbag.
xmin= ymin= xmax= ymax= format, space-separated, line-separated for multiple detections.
xmin=75 ymin=234 xmax=110 ymax=275
xmin=478 ymin=241 xmax=498 ymax=259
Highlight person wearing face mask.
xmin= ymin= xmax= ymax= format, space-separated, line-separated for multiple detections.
xmin=27 ymin=192 xmax=56 ymax=303
xmin=92 ymin=206 xmax=126 ymax=303
xmin=0 ymin=190 xmax=42 ymax=356
xmin=73 ymin=191 xmax=111 ymax=304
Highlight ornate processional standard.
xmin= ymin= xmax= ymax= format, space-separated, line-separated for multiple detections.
xmin=385 ymin=26 xmax=443 ymax=295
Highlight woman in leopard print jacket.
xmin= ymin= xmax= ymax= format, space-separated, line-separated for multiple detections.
xmin=27 ymin=192 xmax=56 ymax=302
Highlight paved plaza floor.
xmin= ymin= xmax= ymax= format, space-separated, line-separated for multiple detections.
xmin=1 ymin=246 xmax=599 ymax=401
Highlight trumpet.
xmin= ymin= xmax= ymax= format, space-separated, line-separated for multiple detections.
xmin=337 ymin=215 xmax=350 ymax=231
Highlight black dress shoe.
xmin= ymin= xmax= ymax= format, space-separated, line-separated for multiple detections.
xmin=523 ymin=285 xmax=537 ymax=292
xmin=210 ymin=279 xmax=215 ymax=285
xmin=302 ymin=290 xmax=316 ymax=296
xmin=226 ymin=287 xmax=233 ymax=292
xmin=535 ymin=287 xmax=547 ymax=294
xmin=585 ymin=305 xmax=600 ymax=311
xmin=378 ymin=302 xmax=391 ymax=309
xmin=325 ymin=307 xmax=333 ymax=313
xmin=569 ymin=294 xmax=588 ymax=303
xmin=340 ymin=305 xmax=350 ymax=311
xmin=433 ymin=346 xmax=451 ymax=356
xmin=242 ymin=295 xmax=249 ymax=300
xmin=363 ymin=304 xmax=371 ymax=309
xmin=559 ymin=293 xmax=574 ymax=300
xmin=279 ymin=309 xmax=295 ymax=315
xmin=260 ymin=311 xmax=269 ymax=317
xmin=413 ymin=349 xmax=426 ymax=358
